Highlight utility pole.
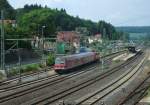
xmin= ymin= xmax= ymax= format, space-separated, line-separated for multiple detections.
xmin=42 ymin=26 xmax=45 ymax=58
xmin=41 ymin=26 xmax=46 ymax=71
xmin=37 ymin=24 xmax=40 ymax=36
xmin=101 ymin=49 xmax=104 ymax=71
xmin=1 ymin=10 xmax=6 ymax=76
xmin=17 ymin=40 xmax=22 ymax=83
xmin=103 ymin=28 xmax=106 ymax=40
xmin=101 ymin=58 xmax=104 ymax=71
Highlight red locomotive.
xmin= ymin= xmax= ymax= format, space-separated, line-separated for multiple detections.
xmin=54 ymin=52 xmax=100 ymax=73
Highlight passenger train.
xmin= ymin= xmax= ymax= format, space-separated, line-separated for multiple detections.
xmin=54 ymin=52 xmax=100 ymax=73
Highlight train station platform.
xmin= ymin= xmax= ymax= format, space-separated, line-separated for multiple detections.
xmin=113 ymin=53 xmax=135 ymax=61
xmin=139 ymin=97 xmax=150 ymax=105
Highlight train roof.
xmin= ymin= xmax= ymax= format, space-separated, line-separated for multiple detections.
xmin=57 ymin=52 xmax=95 ymax=60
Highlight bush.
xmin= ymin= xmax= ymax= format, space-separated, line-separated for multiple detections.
xmin=8 ymin=64 xmax=40 ymax=77
xmin=39 ymin=63 xmax=46 ymax=68
xmin=0 ymin=72 xmax=4 ymax=80
xmin=47 ymin=53 xmax=55 ymax=66
xmin=25 ymin=64 xmax=40 ymax=72
xmin=8 ymin=68 xmax=19 ymax=77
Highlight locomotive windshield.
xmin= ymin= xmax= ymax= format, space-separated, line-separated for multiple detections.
xmin=55 ymin=58 xmax=65 ymax=64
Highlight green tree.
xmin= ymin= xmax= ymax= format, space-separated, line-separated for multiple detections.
xmin=18 ymin=9 xmax=57 ymax=37
xmin=0 ymin=0 xmax=16 ymax=19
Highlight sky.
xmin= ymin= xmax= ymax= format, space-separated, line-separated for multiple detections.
xmin=8 ymin=0 xmax=150 ymax=26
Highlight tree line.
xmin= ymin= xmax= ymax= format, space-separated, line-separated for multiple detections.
xmin=0 ymin=0 xmax=128 ymax=40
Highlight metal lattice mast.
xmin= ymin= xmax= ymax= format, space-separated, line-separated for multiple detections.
xmin=1 ymin=10 xmax=5 ymax=71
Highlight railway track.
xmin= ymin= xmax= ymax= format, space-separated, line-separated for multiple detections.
xmin=0 ymin=50 xmax=128 ymax=105
xmin=75 ymin=53 xmax=146 ymax=105
xmin=0 ymin=66 xmax=52 ymax=85
xmin=101 ymin=50 xmax=127 ymax=58
xmin=20 ymin=51 xmax=143 ymax=105
xmin=0 ymin=50 xmax=126 ymax=84
xmin=119 ymin=76 xmax=150 ymax=105
xmin=0 ymin=62 xmax=105 ymax=105
xmin=0 ymin=50 xmax=126 ymax=91
xmin=0 ymin=62 xmax=101 ymax=93
xmin=118 ymin=64 xmax=150 ymax=105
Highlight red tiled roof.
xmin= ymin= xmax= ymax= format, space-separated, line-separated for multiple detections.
xmin=57 ymin=31 xmax=80 ymax=42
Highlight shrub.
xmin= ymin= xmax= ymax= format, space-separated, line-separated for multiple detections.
xmin=39 ymin=63 xmax=45 ymax=68
xmin=8 ymin=68 xmax=19 ymax=77
xmin=0 ymin=72 xmax=4 ymax=80
xmin=47 ymin=53 xmax=55 ymax=66
xmin=8 ymin=64 xmax=40 ymax=77
xmin=25 ymin=64 xmax=40 ymax=72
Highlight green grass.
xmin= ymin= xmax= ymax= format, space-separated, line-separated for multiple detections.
xmin=8 ymin=64 xmax=41 ymax=77
xmin=115 ymin=60 xmax=121 ymax=63
xmin=145 ymin=88 xmax=150 ymax=97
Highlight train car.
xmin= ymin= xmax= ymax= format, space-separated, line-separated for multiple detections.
xmin=127 ymin=46 xmax=137 ymax=53
xmin=54 ymin=52 xmax=99 ymax=73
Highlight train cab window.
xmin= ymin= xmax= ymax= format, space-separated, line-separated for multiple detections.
xmin=55 ymin=58 xmax=65 ymax=64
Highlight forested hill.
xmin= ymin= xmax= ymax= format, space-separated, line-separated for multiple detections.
xmin=0 ymin=0 xmax=126 ymax=40
xmin=0 ymin=0 xmax=16 ymax=19
xmin=116 ymin=26 xmax=150 ymax=33
xmin=16 ymin=4 xmax=119 ymax=38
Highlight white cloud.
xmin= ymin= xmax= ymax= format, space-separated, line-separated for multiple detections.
xmin=53 ymin=0 xmax=63 ymax=2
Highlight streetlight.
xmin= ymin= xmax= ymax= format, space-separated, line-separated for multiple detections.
xmin=17 ymin=40 xmax=22 ymax=83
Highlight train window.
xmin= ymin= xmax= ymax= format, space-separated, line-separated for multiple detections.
xmin=55 ymin=58 xmax=60 ymax=64
xmin=55 ymin=58 xmax=65 ymax=64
